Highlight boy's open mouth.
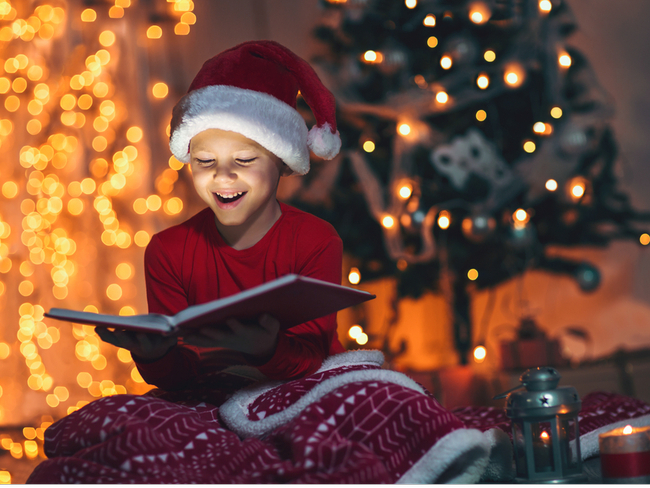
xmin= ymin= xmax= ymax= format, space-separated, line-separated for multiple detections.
xmin=214 ymin=191 xmax=247 ymax=204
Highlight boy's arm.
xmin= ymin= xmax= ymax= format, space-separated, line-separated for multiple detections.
xmin=253 ymin=234 xmax=344 ymax=380
xmin=134 ymin=234 xmax=202 ymax=390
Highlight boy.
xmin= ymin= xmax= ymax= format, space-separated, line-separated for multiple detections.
xmin=96 ymin=40 xmax=344 ymax=390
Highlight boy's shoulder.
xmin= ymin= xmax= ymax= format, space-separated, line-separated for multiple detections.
xmin=278 ymin=202 xmax=340 ymax=241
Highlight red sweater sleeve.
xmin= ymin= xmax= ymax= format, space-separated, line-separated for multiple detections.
xmin=255 ymin=234 xmax=343 ymax=380
xmin=135 ymin=234 xmax=203 ymax=390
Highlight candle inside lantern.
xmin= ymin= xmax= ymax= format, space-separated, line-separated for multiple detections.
xmin=599 ymin=424 xmax=650 ymax=483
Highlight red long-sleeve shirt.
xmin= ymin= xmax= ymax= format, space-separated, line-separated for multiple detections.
xmin=135 ymin=202 xmax=345 ymax=390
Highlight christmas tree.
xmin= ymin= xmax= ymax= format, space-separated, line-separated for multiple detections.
xmin=285 ymin=0 xmax=650 ymax=364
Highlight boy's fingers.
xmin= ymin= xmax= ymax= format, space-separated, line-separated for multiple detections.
xmin=259 ymin=314 xmax=280 ymax=332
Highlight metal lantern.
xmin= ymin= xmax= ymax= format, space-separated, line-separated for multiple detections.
xmin=495 ymin=367 xmax=587 ymax=483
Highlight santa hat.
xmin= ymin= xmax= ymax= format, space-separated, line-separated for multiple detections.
xmin=169 ymin=40 xmax=341 ymax=175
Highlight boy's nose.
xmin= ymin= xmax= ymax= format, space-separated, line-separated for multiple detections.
xmin=212 ymin=160 xmax=237 ymax=181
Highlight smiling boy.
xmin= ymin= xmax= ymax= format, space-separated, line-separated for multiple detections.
xmin=96 ymin=40 xmax=344 ymax=390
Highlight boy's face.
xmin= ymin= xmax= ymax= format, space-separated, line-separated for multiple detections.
xmin=189 ymin=129 xmax=291 ymax=232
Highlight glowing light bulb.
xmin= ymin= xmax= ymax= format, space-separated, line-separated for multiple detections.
xmin=348 ymin=325 xmax=362 ymax=339
xmin=514 ymin=208 xmax=529 ymax=223
xmin=533 ymin=122 xmax=546 ymax=133
xmin=405 ymin=0 xmax=417 ymax=8
xmin=484 ymin=50 xmax=496 ymax=62
xmin=436 ymin=91 xmax=448 ymax=103
xmin=398 ymin=123 xmax=411 ymax=136
xmin=398 ymin=183 xmax=412 ymax=199
xmin=559 ymin=53 xmax=572 ymax=67
xmin=506 ymin=72 xmax=518 ymax=85
xmin=523 ymin=141 xmax=536 ymax=153
xmin=440 ymin=55 xmax=452 ymax=69
xmin=571 ymin=182 xmax=585 ymax=198
xmin=539 ymin=0 xmax=552 ymax=12
xmin=545 ymin=179 xmax=558 ymax=191
xmin=540 ymin=431 xmax=550 ymax=439
xmin=152 ymin=82 xmax=168 ymax=98
xmin=348 ymin=267 xmax=361 ymax=284
xmin=356 ymin=333 xmax=369 ymax=345
xmin=427 ymin=36 xmax=438 ymax=48
xmin=476 ymin=109 xmax=487 ymax=121
xmin=362 ymin=140 xmax=375 ymax=152
xmin=623 ymin=425 xmax=634 ymax=435
xmin=473 ymin=345 xmax=486 ymax=362
xmin=467 ymin=269 xmax=479 ymax=281
xmin=550 ymin=106 xmax=563 ymax=119
xmin=382 ymin=215 xmax=395 ymax=229
xmin=81 ymin=8 xmax=97 ymax=22
xmin=477 ymin=74 xmax=489 ymax=89
xmin=423 ymin=14 xmax=436 ymax=26
xmin=437 ymin=211 xmax=450 ymax=229
xmin=470 ymin=11 xmax=483 ymax=23
xmin=363 ymin=50 xmax=377 ymax=63
xmin=147 ymin=25 xmax=162 ymax=39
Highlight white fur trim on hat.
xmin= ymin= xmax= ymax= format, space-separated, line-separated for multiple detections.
xmin=170 ymin=85 xmax=311 ymax=175
xmin=307 ymin=122 xmax=341 ymax=160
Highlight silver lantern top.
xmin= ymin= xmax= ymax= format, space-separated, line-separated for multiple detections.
xmin=502 ymin=367 xmax=581 ymax=419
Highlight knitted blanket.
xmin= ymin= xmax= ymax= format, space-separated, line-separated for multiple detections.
xmin=27 ymin=351 xmax=650 ymax=484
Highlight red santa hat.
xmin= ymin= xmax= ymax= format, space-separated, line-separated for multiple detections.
xmin=169 ymin=40 xmax=341 ymax=175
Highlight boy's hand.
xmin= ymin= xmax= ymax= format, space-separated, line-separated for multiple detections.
xmin=182 ymin=314 xmax=280 ymax=362
xmin=95 ymin=327 xmax=177 ymax=362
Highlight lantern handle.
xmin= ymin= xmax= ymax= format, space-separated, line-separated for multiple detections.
xmin=492 ymin=383 xmax=524 ymax=400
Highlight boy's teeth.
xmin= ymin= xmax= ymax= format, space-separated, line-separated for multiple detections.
xmin=216 ymin=192 xmax=243 ymax=199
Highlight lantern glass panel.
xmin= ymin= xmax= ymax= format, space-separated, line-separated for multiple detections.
xmin=513 ymin=421 xmax=528 ymax=478
xmin=532 ymin=421 xmax=555 ymax=473
xmin=560 ymin=417 xmax=578 ymax=469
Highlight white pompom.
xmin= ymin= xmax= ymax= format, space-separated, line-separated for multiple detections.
xmin=307 ymin=122 xmax=342 ymax=160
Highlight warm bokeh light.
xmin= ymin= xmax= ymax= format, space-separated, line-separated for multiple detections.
xmin=514 ymin=208 xmax=529 ymax=223
xmin=435 ymin=91 xmax=448 ymax=104
xmin=147 ymin=25 xmax=162 ymax=39
xmin=550 ymin=106 xmax=563 ymax=118
xmin=99 ymin=30 xmax=116 ymax=46
xmin=382 ymin=215 xmax=395 ymax=229
xmin=559 ymin=53 xmax=572 ymax=67
xmin=398 ymin=183 xmax=412 ymax=199
xmin=362 ymin=140 xmax=375 ymax=152
xmin=467 ymin=269 xmax=478 ymax=281
xmin=405 ymin=0 xmax=417 ymax=8
xmin=484 ymin=50 xmax=496 ymax=62
xmin=476 ymin=74 xmax=489 ymax=89
xmin=440 ymin=55 xmax=452 ymax=69
xmin=423 ymin=14 xmax=436 ymax=26
xmin=348 ymin=267 xmax=361 ymax=284
xmin=539 ymin=0 xmax=552 ymax=12
xmin=473 ymin=345 xmax=487 ymax=362
xmin=623 ymin=425 xmax=633 ymax=435
xmin=363 ymin=50 xmax=378 ymax=63
xmin=398 ymin=123 xmax=411 ymax=136
xmin=356 ymin=333 xmax=368 ymax=345
xmin=545 ymin=179 xmax=558 ymax=191
xmin=523 ymin=141 xmax=536 ymax=153
xmin=476 ymin=109 xmax=487 ymax=121
xmin=427 ymin=36 xmax=438 ymax=48
xmin=152 ymin=82 xmax=169 ymax=98
xmin=81 ymin=8 xmax=97 ymax=22
xmin=640 ymin=233 xmax=650 ymax=246
xmin=571 ymin=181 xmax=586 ymax=198
xmin=348 ymin=325 xmax=362 ymax=339
xmin=437 ymin=211 xmax=451 ymax=229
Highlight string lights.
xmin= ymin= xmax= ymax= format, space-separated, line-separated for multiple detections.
xmin=0 ymin=0 xmax=197 ymax=471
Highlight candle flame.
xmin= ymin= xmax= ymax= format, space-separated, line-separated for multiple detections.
xmin=623 ymin=425 xmax=633 ymax=435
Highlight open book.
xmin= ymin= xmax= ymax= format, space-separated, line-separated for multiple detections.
xmin=44 ymin=274 xmax=376 ymax=336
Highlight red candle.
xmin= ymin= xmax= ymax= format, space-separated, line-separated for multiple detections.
xmin=599 ymin=425 xmax=650 ymax=482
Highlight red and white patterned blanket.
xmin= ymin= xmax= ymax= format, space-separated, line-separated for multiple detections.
xmin=27 ymin=351 xmax=650 ymax=484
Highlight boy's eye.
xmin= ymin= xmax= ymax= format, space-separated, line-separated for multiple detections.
xmin=195 ymin=158 xmax=214 ymax=165
xmin=236 ymin=158 xmax=257 ymax=164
